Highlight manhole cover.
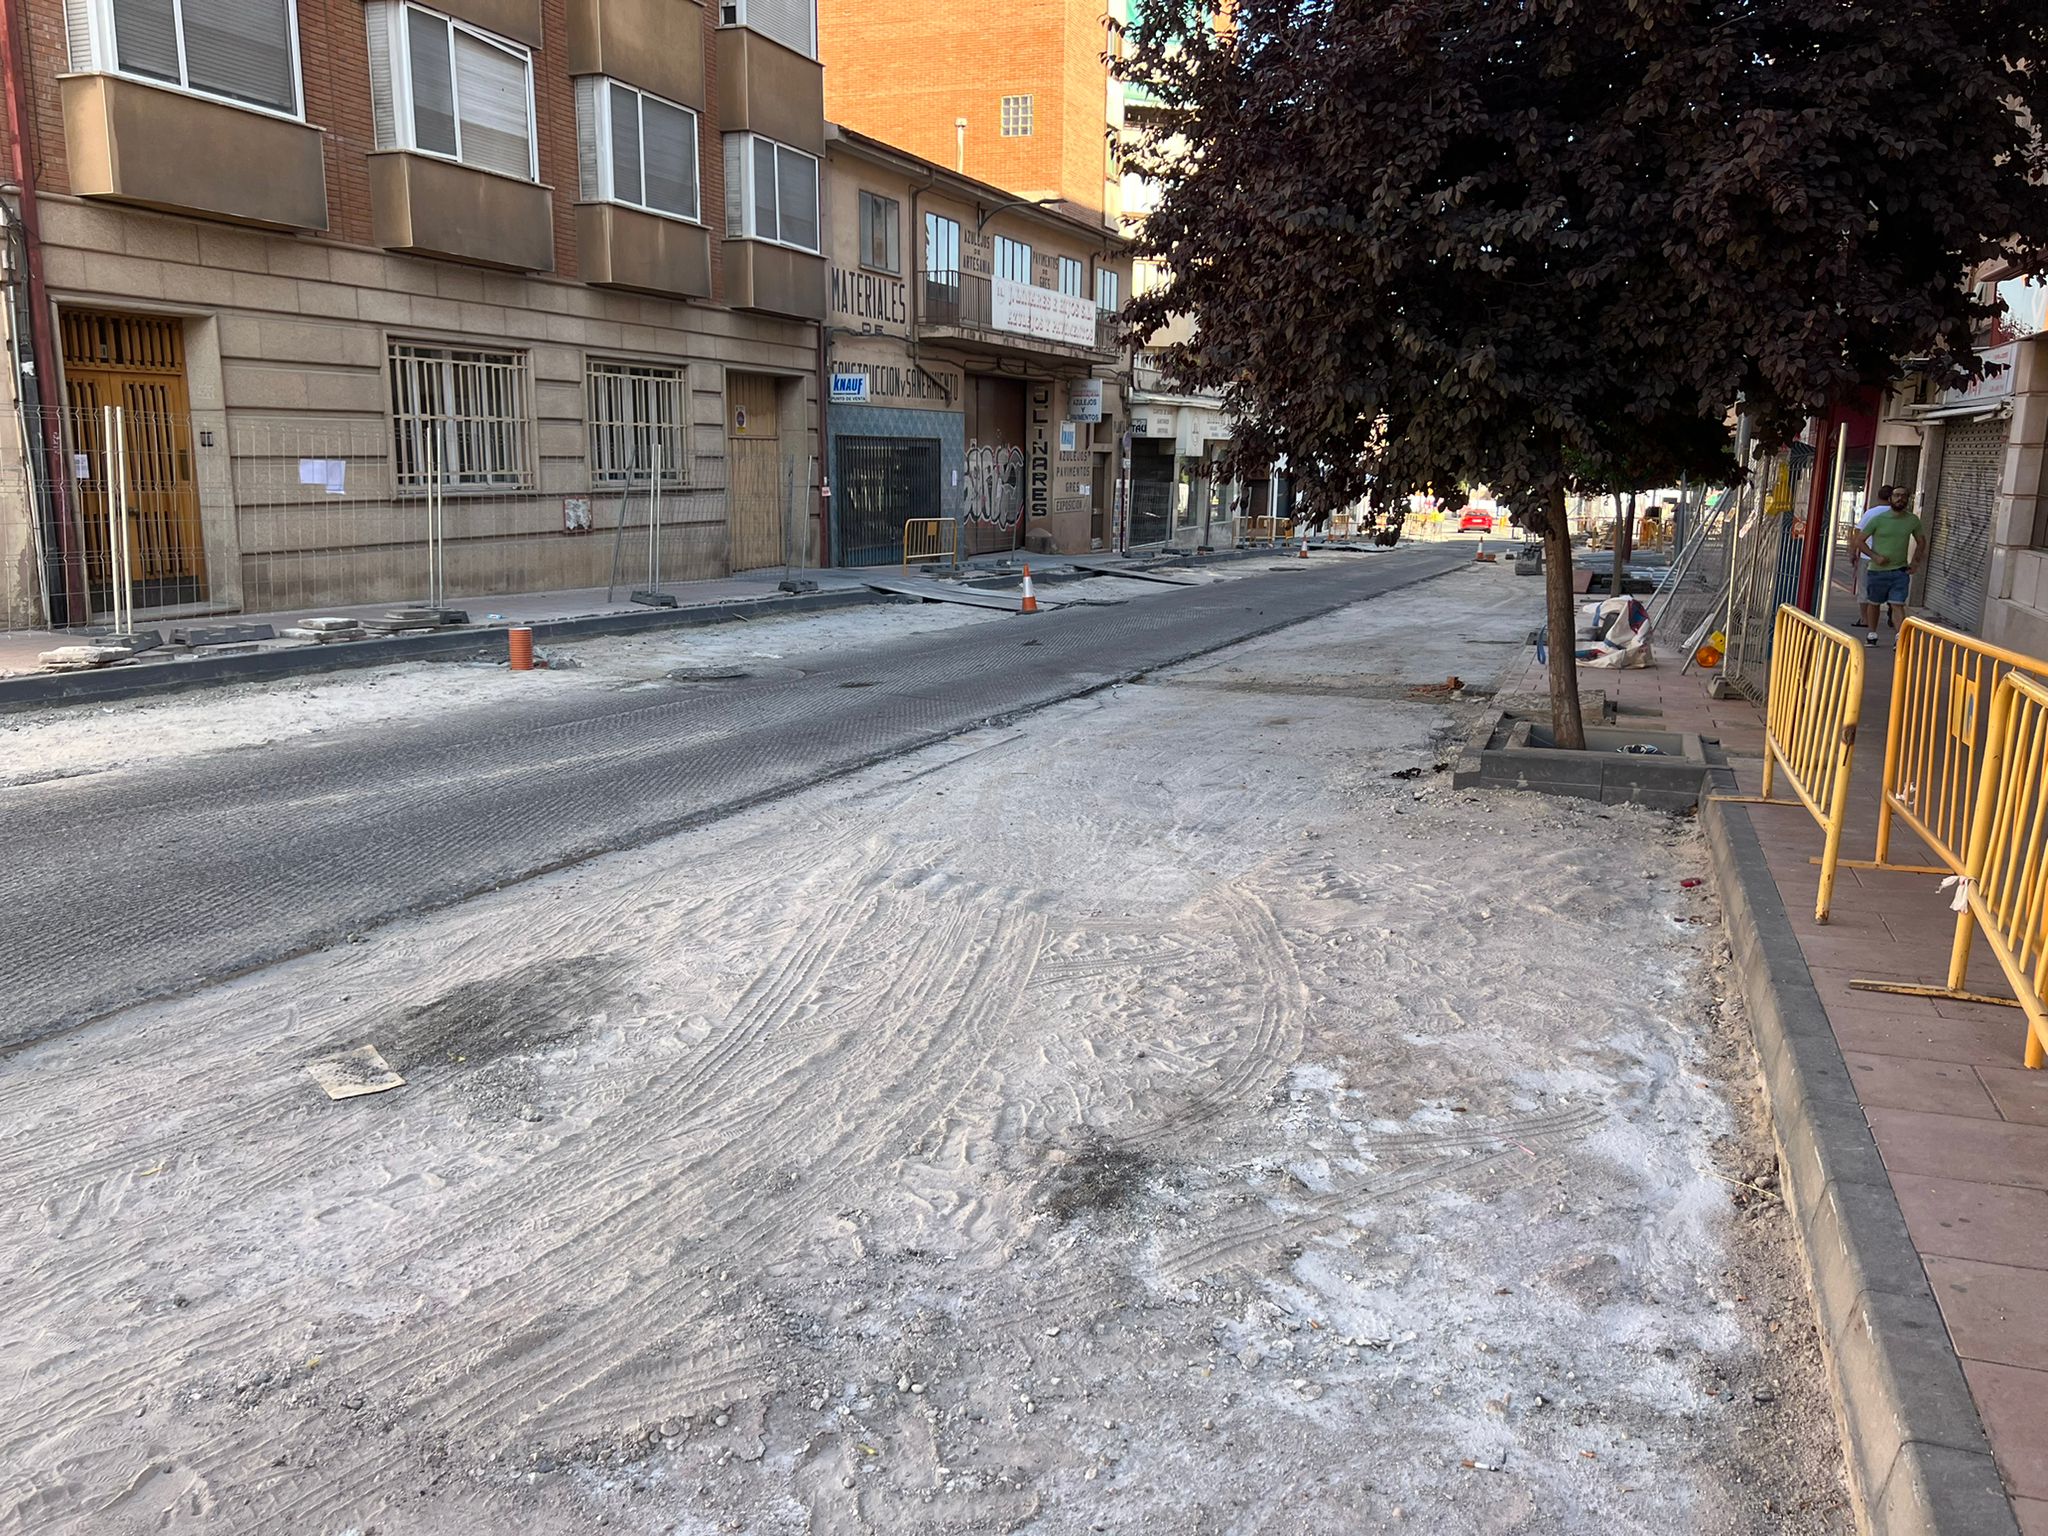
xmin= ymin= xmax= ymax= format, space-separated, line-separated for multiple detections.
xmin=667 ymin=665 xmax=751 ymax=682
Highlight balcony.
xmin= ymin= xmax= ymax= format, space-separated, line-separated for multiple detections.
xmin=439 ymin=0 xmax=542 ymax=45
xmin=578 ymin=203 xmax=711 ymax=299
xmin=60 ymin=74 xmax=327 ymax=232
xmin=723 ymin=239 xmax=825 ymax=320
xmin=715 ymin=26 xmax=823 ymax=154
xmin=568 ymin=0 xmax=705 ymax=110
xmin=917 ymin=271 xmax=1120 ymax=363
xmin=368 ymin=152 xmax=555 ymax=273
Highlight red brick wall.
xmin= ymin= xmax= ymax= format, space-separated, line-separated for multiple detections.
xmin=4 ymin=0 xmax=730 ymax=296
xmin=819 ymin=0 xmax=1110 ymax=220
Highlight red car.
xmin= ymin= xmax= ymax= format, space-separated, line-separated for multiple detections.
xmin=1458 ymin=508 xmax=1495 ymax=533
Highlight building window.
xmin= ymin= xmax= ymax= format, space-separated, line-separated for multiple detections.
xmin=389 ymin=342 xmax=530 ymax=489
xmin=923 ymin=211 xmax=960 ymax=281
xmin=366 ymin=1 xmax=536 ymax=181
xmin=1097 ymin=267 xmax=1120 ymax=311
xmin=1057 ymin=256 xmax=1085 ymax=298
xmin=1000 ymin=94 xmax=1032 ymax=137
xmin=575 ymin=78 xmax=699 ymax=222
xmin=588 ymin=360 xmax=686 ymax=485
xmin=994 ymin=235 xmax=1031 ymax=284
xmin=715 ymin=0 xmax=815 ymax=60
xmin=722 ymin=133 xmax=820 ymax=252
xmin=65 ymin=0 xmax=302 ymax=117
xmin=860 ymin=191 xmax=901 ymax=275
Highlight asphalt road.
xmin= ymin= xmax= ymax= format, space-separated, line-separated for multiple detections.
xmin=0 ymin=548 xmax=1468 ymax=1048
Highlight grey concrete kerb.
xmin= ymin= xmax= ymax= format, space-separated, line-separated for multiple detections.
xmin=1704 ymin=796 xmax=2018 ymax=1536
xmin=0 ymin=544 xmax=1316 ymax=715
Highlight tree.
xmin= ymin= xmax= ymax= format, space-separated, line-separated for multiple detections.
xmin=1122 ymin=0 xmax=2048 ymax=747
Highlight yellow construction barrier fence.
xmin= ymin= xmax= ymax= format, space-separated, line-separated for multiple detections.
xmin=902 ymin=517 xmax=957 ymax=570
xmin=1858 ymin=618 xmax=2048 ymax=878
xmin=1722 ymin=605 xmax=1865 ymax=922
xmin=1855 ymin=670 xmax=2048 ymax=1066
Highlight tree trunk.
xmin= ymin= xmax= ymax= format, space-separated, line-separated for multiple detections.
xmin=1542 ymin=484 xmax=1587 ymax=750
xmin=1611 ymin=490 xmax=1635 ymax=597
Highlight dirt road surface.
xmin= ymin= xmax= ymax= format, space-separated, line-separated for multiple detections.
xmin=0 ymin=563 xmax=1848 ymax=1534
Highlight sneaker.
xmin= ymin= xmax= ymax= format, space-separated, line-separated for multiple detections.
xmin=1866 ymin=631 xmax=1879 ymax=646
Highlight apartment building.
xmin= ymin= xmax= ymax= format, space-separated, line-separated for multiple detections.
xmin=822 ymin=125 xmax=1128 ymax=562
xmin=0 ymin=0 xmax=830 ymax=630
xmin=816 ymin=0 xmax=1120 ymax=226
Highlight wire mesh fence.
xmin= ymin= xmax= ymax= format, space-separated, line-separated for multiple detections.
xmin=3 ymin=404 xmax=815 ymax=635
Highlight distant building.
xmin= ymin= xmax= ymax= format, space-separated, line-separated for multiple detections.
xmin=818 ymin=0 xmax=1122 ymax=226
xmin=822 ymin=126 xmax=1130 ymax=561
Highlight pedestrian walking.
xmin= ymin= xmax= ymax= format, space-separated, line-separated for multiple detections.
xmin=1849 ymin=489 xmax=1924 ymax=645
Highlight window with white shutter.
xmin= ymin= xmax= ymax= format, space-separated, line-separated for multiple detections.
xmin=1096 ymin=267 xmax=1120 ymax=312
xmin=573 ymin=78 xmax=701 ymax=221
xmin=1057 ymin=256 xmax=1084 ymax=297
xmin=716 ymin=0 xmax=815 ymax=60
xmin=723 ymin=133 xmax=818 ymax=253
xmin=67 ymin=0 xmax=302 ymax=116
xmin=365 ymin=2 xmax=536 ymax=181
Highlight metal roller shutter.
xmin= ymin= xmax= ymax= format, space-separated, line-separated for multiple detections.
xmin=1923 ymin=416 xmax=2007 ymax=632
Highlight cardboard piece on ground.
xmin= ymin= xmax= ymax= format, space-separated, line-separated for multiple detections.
xmin=306 ymin=1045 xmax=406 ymax=1100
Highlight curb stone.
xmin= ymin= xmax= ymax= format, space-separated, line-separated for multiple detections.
xmin=0 ymin=544 xmax=1311 ymax=715
xmin=1703 ymin=796 xmax=2018 ymax=1536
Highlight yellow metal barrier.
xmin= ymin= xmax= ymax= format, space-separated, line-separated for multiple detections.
xmin=1721 ymin=605 xmax=1865 ymax=922
xmin=1860 ymin=618 xmax=2048 ymax=877
xmin=1854 ymin=671 xmax=2048 ymax=1065
xmin=902 ymin=517 xmax=957 ymax=570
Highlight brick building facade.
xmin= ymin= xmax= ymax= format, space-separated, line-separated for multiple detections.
xmin=1 ymin=0 xmax=831 ymax=628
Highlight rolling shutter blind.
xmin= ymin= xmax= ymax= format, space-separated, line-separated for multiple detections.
xmin=452 ymin=29 xmax=530 ymax=178
xmin=366 ymin=2 xmax=399 ymax=147
xmin=64 ymin=0 xmax=95 ymax=71
xmin=574 ymin=76 xmax=602 ymax=201
xmin=607 ymin=82 xmax=641 ymax=204
xmin=740 ymin=0 xmax=813 ymax=58
xmin=108 ymin=0 xmax=180 ymax=82
xmin=774 ymin=146 xmax=817 ymax=251
xmin=641 ymin=95 xmax=697 ymax=219
xmin=180 ymin=0 xmax=295 ymax=112
xmin=406 ymin=7 xmax=457 ymax=156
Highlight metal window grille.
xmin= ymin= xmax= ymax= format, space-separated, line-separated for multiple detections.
xmin=1000 ymin=94 xmax=1032 ymax=136
xmin=588 ymin=361 xmax=687 ymax=485
xmin=389 ymin=342 xmax=530 ymax=490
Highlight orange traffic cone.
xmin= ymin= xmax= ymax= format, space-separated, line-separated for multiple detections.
xmin=1298 ymin=535 xmax=1310 ymax=559
xmin=1019 ymin=564 xmax=1039 ymax=614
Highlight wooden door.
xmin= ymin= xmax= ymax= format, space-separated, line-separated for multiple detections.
xmin=726 ymin=373 xmax=785 ymax=571
xmin=61 ymin=310 xmax=208 ymax=610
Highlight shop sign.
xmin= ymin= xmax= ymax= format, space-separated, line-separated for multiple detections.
xmin=992 ymin=278 xmax=1098 ymax=349
xmin=830 ymin=372 xmax=870 ymax=404
xmin=1069 ymin=379 xmax=1104 ymax=423
xmin=1029 ymin=383 xmax=1055 ymax=518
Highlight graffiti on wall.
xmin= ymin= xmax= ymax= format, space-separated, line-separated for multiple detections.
xmin=964 ymin=441 xmax=1025 ymax=528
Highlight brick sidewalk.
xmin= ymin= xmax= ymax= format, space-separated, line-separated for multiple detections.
xmin=1501 ymin=621 xmax=2047 ymax=1530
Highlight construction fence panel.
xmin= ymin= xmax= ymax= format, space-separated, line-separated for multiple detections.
xmin=1870 ymin=619 xmax=2048 ymax=877
xmin=1857 ymin=671 xmax=2048 ymax=1068
xmin=3 ymin=403 xmax=753 ymax=633
xmin=1745 ymin=604 xmax=1866 ymax=922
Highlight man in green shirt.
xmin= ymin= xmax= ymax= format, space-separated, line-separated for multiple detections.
xmin=1851 ymin=497 xmax=1924 ymax=646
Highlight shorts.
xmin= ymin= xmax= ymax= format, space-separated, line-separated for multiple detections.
xmin=1865 ymin=566 xmax=1911 ymax=606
